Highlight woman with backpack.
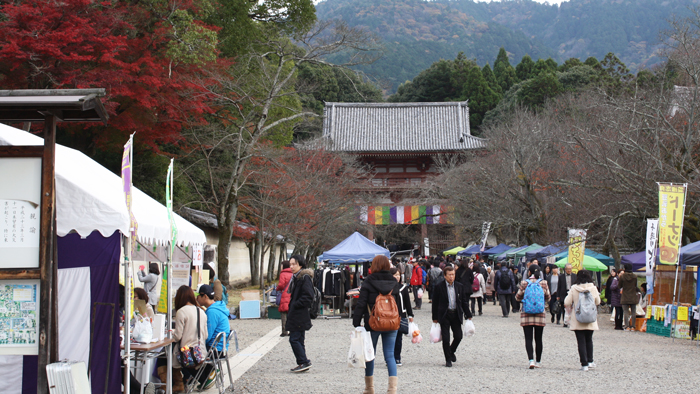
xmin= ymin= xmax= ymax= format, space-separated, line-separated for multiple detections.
xmin=564 ymin=270 xmax=601 ymax=371
xmin=470 ymin=262 xmax=486 ymax=316
xmin=515 ymin=265 xmax=551 ymax=369
xmin=353 ymin=255 xmax=401 ymax=394
xmin=390 ymin=267 xmax=413 ymax=367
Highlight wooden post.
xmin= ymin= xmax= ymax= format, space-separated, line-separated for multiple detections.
xmin=37 ymin=114 xmax=57 ymax=394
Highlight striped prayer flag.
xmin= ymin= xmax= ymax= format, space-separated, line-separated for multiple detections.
xmin=382 ymin=206 xmax=390 ymax=225
xmin=419 ymin=206 xmax=427 ymax=224
xmin=390 ymin=206 xmax=397 ymax=224
xmin=368 ymin=206 xmax=375 ymax=224
xmin=426 ymin=205 xmax=433 ymax=224
xmin=396 ymin=206 xmax=405 ymax=224
xmin=374 ymin=206 xmax=383 ymax=225
xmin=411 ymin=206 xmax=420 ymax=224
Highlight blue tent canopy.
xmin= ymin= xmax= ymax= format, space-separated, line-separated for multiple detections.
xmin=456 ymin=244 xmax=486 ymax=256
xmin=317 ymin=232 xmax=390 ymax=263
xmin=620 ymin=240 xmax=700 ymax=269
xmin=481 ymin=243 xmax=511 ymax=257
xmin=553 ymin=249 xmax=615 ymax=266
xmin=680 ymin=240 xmax=700 ymax=266
xmin=525 ymin=242 xmax=568 ymax=261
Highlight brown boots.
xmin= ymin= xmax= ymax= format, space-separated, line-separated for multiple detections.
xmin=157 ymin=366 xmax=185 ymax=393
xmin=362 ymin=376 xmax=397 ymax=394
xmin=363 ymin=376 xmax=374 ymax=394
xmin=387 ymin=376 xmax=398 ymax=394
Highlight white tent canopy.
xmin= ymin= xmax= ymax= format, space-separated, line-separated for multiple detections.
xmin=0 ymin=123 xmax=205 ymax=248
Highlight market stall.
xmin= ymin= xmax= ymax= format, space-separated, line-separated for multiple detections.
xmin=0 ymin=124 xmax=205 ymax=394
xmin=317 ymin=232 xmax=390 ymax=316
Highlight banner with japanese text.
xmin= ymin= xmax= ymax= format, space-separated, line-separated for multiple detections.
xmin=121 ymin=134 xmax=138 ymax=249
xmin=166 ymin=159 xmax=178 ymax=257
xmin=658 ymin=183 xmax=686 ymax=265
xmin=568 ymin=229 xmax=586 ymax=274
xmin=480 ymin=222 xmax=492 ymax=252
xmin=646 ymin=219 xmax=658 ymax=293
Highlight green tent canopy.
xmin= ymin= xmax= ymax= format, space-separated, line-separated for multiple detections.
xmin=556 ymin=255 xmax=608 ymax=272
xmin=553 ymin=249 xmax=615 ymax=266
xmin=509 ymin=244 xmax=542 ymax=261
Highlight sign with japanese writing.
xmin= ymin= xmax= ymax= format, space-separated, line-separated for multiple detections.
xmin=568 ymin=229 xmax=586 ymax=274
xmin=121 ymin=134 xmax=138 ymax=250
xmin=480 ymin=222 xmax=491 ymax=252
xmin=658 ymin=183 xmax=686 ymax=265
xmin=645 ymin=219 xmax=658 ymax=293
xmin=0 ymin=158 xmax=41 ymax=269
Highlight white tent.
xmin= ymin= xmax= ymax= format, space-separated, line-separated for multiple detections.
xmin=0 ymin=123 xmax=205 ymax=248
xmin=0 ymin=123 xmax=205 ymax=394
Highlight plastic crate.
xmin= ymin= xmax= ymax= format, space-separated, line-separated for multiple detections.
xmin=267 ymin=305 xmax=281 ymax=319
xmin=646 ymin=318 xmax=671 ymax=337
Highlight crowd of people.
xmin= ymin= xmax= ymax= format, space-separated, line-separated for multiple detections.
xmin=278 ymin=252 xmax=650 ymax=394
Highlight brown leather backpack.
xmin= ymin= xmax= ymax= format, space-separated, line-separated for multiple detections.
xmin=367 ymin=292 xmax=400 ymax=332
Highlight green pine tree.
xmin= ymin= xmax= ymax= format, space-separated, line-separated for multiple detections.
xmin=515 ymin=54 xmax=535 ymax=81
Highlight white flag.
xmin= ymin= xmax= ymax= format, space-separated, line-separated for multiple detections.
xmin=646 ymin=219 xmax=659 ymax=293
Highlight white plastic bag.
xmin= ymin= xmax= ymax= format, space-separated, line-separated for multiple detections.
xmin=417 ymin=288 xmax=424 ymax=299
xmin=132 ymin=315 xmax=153 ymax=343
xmin=463 ymin=319 xmax=475 ymax=338
xmin=429 ymin=322 xmax=442 ymax=343
xmin=408 ymin=322 xmax=422 ymax=344
xmin=347 ymin=330 xmax=365 ymax=368
xmin=356 ymin=327 xmax=375 ymax=362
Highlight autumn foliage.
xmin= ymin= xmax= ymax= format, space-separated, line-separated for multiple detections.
xmin=0 ymin=0 xmax=222 ymax=149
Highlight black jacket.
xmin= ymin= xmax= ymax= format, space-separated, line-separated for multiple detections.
xmin=353 ymin=271 xmax=400 ymax=331
xmin=456 ymin=266 xmax=474 ymax=296
xmin=432 ymin=280 xmax=472 ymax=323
xmin=395 ymin=284 xmax=413 ymax=319
xmin=285 ymin=269 xmax=315 ymax=332
xmin=557 ymin=272 xmax=577 ymax=301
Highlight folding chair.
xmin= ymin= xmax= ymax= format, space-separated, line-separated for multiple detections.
xmin=186 ymin=332 xmax=226 ymax=394
xmin=221 ymin=330 xmax=238 ymax=393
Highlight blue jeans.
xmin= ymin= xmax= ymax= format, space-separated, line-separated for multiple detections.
xmin=289 ymin=330 xmax=309 ymax=365
xmin=365 ymin=330 xmax=397 ymax=377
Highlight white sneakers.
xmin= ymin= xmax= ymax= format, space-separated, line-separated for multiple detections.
xmin=581 ymin=365 xmax=589 ymax=371
xmin=588 ymin=362 xmax=596 ymax=369
xmin=529 ymin=360 xmax=535 ymax=369
xmin=534 ymin=362 xmax=541 ymax=368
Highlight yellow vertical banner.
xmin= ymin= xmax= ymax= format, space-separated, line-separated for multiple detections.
xmin=658 ymin=183 xmax=686 ymax=265
xmin=568 ymin=229 xmax=586 ymax=274
xmin=157 ymin=265 xmax=168 ymax=313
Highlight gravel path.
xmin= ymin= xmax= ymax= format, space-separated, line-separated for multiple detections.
xmin=231 ymin=299 xmax=699 ymax=393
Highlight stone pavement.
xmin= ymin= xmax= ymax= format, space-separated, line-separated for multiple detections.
xmin=203 ymin=301 xmax=699 ymax=394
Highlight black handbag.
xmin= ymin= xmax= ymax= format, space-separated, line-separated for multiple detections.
xmin=398 ymin=317 xmax=409 ymax=335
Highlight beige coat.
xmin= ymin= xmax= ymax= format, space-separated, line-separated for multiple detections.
xmin=564 ymin=283 xmax=601 ymax=331
xmin=485 ymin=270 xmax=495 ymax=293
xmin=173 ymin=304 xmax=208 ymax=368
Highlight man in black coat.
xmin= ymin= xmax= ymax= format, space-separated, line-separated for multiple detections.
xmin=432 ymin=266 xmax=472 ymax=367
xmin=286 ymin=255 xmax=315 ymax=372
xmin=557 ymin=263 xmax=577 ymax=327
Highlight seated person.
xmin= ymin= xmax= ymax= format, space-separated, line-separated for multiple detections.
xmin=134 ymin=287 xmax=155 ymax=320
xmin=195 ymin=284 xmax=231 ymax=389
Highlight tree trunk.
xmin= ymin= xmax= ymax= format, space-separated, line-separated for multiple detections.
xmin=217 ymin=193 xmax=240 ymax=287
xmin=276 ymin=243 xmax=285 ymax=280
xmin=254 ymin=231 xmax=262 ymax=288
xmin=267 ymin=243 xmax=276 ymax=283
xmin=247 ymin=241 xmax=255 ymax=284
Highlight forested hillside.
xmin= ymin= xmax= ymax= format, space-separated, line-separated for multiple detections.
xmin=316 ymin=0 xmax=556 ymax=92
xmin=316 ymin=0 xmax=699 ymax=93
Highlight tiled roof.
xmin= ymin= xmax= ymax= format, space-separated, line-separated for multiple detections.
xmin=322 ymin=102 xmax=486 ymax=153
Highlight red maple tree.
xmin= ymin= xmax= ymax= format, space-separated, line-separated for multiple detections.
xmin=0 ymin=0 xmax=223 ymax=150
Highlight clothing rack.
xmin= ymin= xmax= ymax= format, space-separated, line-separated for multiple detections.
xmin=314 ymin=262 xmax=354 ymax=318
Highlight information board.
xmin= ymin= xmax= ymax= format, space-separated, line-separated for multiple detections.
xmin=0 ymin=158 xmax=42 ymax=268
xmin=0 ymin=280 xmax=40 ymax=355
